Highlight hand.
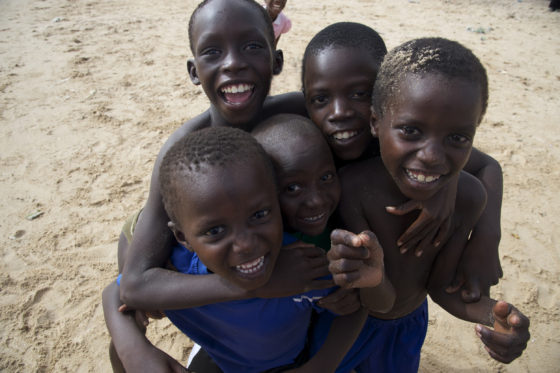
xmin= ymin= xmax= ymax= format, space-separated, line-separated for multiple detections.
xmin=328 ymin=229 xmax=384 ymax=289
xmin=317 ymin=288 xmax=361 ymax=315
xmin=254 ymin=242 xmax=332 ymax=298
xmin=475 ymin=301 xmax=530 ymax=364
xmin=121 ymin=343 xmax=189 ymax=373
xmin=445 ymin=227 xmax=503 ymax=303
xmin=387 ymin=177 xmax=457 ymax=256
xmin=118 ymin=304 xmax=166 ymax=330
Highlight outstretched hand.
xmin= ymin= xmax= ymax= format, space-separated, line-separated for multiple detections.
xmin=254 ymin=241 xmax=332 ymax=298
xmin=328 ymin=229 xmax=384 ymax=289
xmin=476 ymin=301 xmax=530 ymax=364
xmin=387 ymin=176 xmax=457 ymax=256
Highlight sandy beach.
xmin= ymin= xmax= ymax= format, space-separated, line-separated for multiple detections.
xmin=0 ymin=0 xmax=559 ymax=371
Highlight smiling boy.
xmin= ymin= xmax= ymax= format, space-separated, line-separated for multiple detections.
xmin=302 ymin=22 xmax=504 ymax=302
xmin=104 ymin=127 xmax=368 ymax=372
xmin=119 ymin=0 xmax=313 ymax=311
xmin=327 ymin=37 xmax=530 ymax=371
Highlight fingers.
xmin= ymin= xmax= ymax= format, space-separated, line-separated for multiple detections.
xmin=358 ymin=231 xmax=384 ymax=261
xmin=317 ymin=288 xmax=361 ymax=315
xmin=330 ymin=229 xmax=364 ymax=250
xmin=475 ymin=324 xmax=526 ymax=364
xmin=118 ymin=303 xmax=130 ymax=313
xmin=331 ymin=270 xmax=361 ymax=289
xmin=460 ymin=278 xmax=482 ymax=303
xmin=433 ymin=216 xmax=453 ymax=248
xmin=412 ymin=227 xmax=438 ymax=257
xmin=398 ymin=219 xmax=437 ymax=253
xmin=445 ymin=272 xmax=465 ymax=294
xmin=307 ymin=278 xmax=335 ymax=291
xmin=386 ymin=200 xmax=422 ymax=216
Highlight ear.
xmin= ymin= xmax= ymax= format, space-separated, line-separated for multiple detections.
xmin=187 ymin=59 xmax=200 ymax=85
xmin=272 ymin=49 xmax=284 ymax=76
xmin=370 ymin=106 xmax=380 ymax=138
xmin=168 ymin=221 xmax=193 ymax=251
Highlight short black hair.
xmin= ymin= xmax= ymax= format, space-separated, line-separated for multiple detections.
xmin=188 ymin=0 xmax=275 ymax=54
xmin=159 ymin=126 xmax=274 ymax=222
xmin=302 ymin=22 xmax=387 ymax=88
xmin=252 ymin=114 xmax=332 ymax=179
xmin=373 ymin=37 xmax=488 ymax=121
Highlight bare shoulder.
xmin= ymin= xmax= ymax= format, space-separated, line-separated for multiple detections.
xmin=262 ymin=91 xmax=307 ymax=117
xmin=456 ymin=171 xmax=487 ymax=224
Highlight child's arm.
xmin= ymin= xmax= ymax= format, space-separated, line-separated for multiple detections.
xmin=448 ymin=148 xmax=503 ymax=302
xmin=328 ymin=229 xmax=396 ymax=313
xmin=102 ymin=281 xmax=189 ymax=373
xmin=427 ymin=212 xmax=529 ymax=364
xmin=428 ymin=288 xmax=529 ymax=363
xmin=120 ymin=123 xmax=330 ymax=311
xmin=292 ymin=308 xmax=368 ymax=372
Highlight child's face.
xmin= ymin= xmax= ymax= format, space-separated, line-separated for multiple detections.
xmin=172 ymin=159 xmax=283 ymax=291
xmin=372 ymin=73 xmax=482 ymax=201
xmin=274 ymin=133 xmax=340 ymax=236
xmin=188 ymin=0 xmax=281 ymax=127
xmin=304 ymin=47 xmax=377 ymax=161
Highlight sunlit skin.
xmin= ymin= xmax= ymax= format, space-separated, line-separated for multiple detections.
xmin=304 ymin=47 xmax=378 ymax=161
xmin=372 ymin=73 xmax=481 ymax=202
xmin=187 ymin=0 xmax=282 ymax=129
xmin=169 ymin=159 xmax=283 ymax=291
xmin=269 ymin=131 xmax=341 ymax=237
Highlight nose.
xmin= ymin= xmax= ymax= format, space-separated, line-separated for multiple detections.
xmin=232 ymin=229 xmax=254 ymax=255
xmin=303 ymin=186 xmax=325 ymax=209
xmin=327 ymin=97 xmax=353 ymax=122
xmin=417 ymin=140 xmax=445 ymax=166
xmin=221 ymin=48 xmax=247 ymax=73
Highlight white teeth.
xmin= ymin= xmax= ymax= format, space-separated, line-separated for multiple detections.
xmin=406 ymin=169 xmax=440 ymax=184
xmin=333 ymin=131 xmax=358 ymax=140
xmin=221 ymin=84 xmax=253 ymax=94
xmin=236 ymin=256 xmax=264 ymax=274
xmin=303 ymin=213 xmax=325 ymax=222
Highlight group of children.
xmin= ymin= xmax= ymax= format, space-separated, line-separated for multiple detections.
xmin=102 ymin=0 xmax=531 ymax=372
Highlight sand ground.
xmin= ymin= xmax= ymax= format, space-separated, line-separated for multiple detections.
xmin=0 ymin=0 xmax=559 ymax=371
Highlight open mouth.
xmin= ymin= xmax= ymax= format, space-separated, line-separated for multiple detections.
xmin=220 ymin=83 xmax=255 ymax=106
xmin=405 ymin=169 xmax=441 ymax=184
xmin=302 ymin=212 xmax=327 ymax=223
xmin=235 ymin=255 xmax=265 ymax=275
xmin=331 ymin=129 xmax=363 ymax=142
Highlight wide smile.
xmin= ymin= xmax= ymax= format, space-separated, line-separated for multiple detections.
xmin=297 ymin=211 xmax=329 ymax=233
xmin=235 ymin=255 xmax=265 ymax=275
xmin=219 ymin=83 xmax=255 ymax=107
xmin=405 ymin=168 xmax=442 ymax=184
xmin=330 ymin=128 xmax=365 ymax=143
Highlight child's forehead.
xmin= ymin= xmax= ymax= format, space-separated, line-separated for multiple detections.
xmin=191 ymin=0 xmax=272 ymax=46
xmin=385 ymin=73 xmax=483 ymax=123
xmin=307 ymin=47 xmax=378 ymax=76
xmin=193 ymin=0 xmax=266 ymax=30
